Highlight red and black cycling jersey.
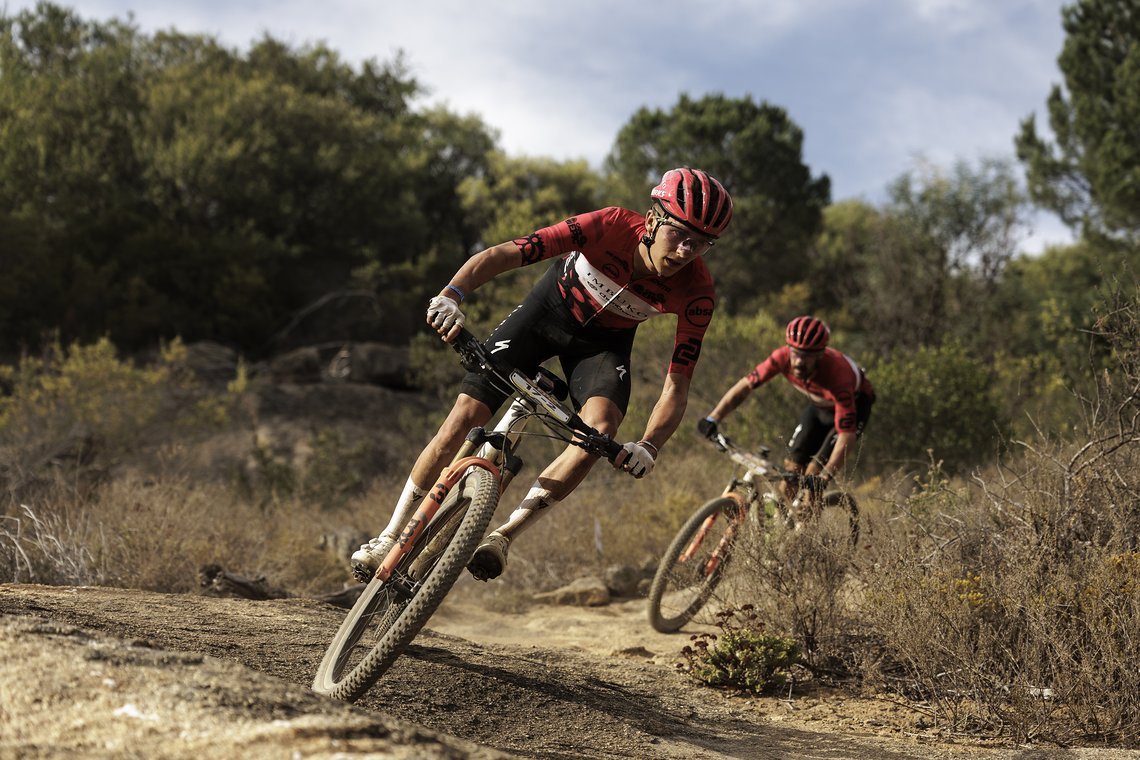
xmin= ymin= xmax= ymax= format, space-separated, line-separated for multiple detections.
xmin=513 ymin=206 xmax=715 ymax=378
xmin=746 ymin=346 xmax=876 ymax=434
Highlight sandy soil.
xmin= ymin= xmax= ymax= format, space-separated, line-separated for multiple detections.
xmin=1 ymin=580 xmax=1136 ymax=759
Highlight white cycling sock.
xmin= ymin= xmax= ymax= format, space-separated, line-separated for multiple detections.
xmin=380 ymin=478 xmax=429 ymax=540
xmin=497 ymin=482 xmax=559 ymax=541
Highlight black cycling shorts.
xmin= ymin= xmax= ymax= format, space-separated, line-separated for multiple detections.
xmin=786 ymin=392 xmax=874 ymax=467
xmin=459 ymin=263 xmax=636 ymax=415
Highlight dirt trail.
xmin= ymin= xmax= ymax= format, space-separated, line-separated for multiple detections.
xmin=0 ymin=581 xmax=1133 ymax=759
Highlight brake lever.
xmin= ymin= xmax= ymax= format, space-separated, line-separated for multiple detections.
xmin=452 ymin=328 xmax=492 ymax=373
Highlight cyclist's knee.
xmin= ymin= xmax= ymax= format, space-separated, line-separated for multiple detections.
xmin=442 ymin=394 xmax=492 ymax=431
xmin=578 ymin=396 xmax=623 ymax=435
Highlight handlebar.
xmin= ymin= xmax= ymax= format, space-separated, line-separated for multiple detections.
xmin=706 ymin=429 xmax=827 ymax=491
xmin=450 ymin=328 xmax=624 ymax=463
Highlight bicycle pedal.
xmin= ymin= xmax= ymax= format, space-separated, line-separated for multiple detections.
xmin=466 ymin=553 xmax=503 ymax=582
xmin=351 ymin=561 xmax=375 ymax=584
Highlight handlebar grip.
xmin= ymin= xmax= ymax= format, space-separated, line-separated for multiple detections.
xmin=451 ymin=327 xmax=477 ymax=352
xmin=600 ymin=436 xmax=624 ymax=463
xmin=568 ymin=416 xmax=624 ymax=462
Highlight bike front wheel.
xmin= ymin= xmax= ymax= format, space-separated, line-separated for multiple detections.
xmin=311 ymin=465 xmax=500 ymax=701
xmin=647 ymin=495 xmax=755 ymax=633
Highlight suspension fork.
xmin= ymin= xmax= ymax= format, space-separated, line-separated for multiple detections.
xmin=374 ymin=395 xmax=532 ymax=582
xmin=374 ymin=454 xmax=501 ymax=582
xmin=679 ymin=488 xmax=748 ymax=565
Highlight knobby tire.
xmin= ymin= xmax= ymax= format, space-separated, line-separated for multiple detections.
xmin=311 ymin=465 xmax=500 ymax=701
xmin=647 ymin=496 xmax=746 ymax=633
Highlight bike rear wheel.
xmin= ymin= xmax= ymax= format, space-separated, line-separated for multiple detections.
xmin=647 ymin=496 xmax=755 ymax=633
xmin=311 ymin=465 xmax=500 ymax=701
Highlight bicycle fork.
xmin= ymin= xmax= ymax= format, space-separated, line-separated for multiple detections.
xmin=372 ymin=396 xmax=531 ymax=585
xmin=679 ymin=491 xmax=748 ymax=576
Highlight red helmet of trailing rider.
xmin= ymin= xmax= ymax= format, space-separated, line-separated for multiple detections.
xmin=785 ymin=316 xmax=830 ymax=351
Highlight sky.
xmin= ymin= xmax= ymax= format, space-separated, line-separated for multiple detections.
xmin=10 ymin=0 xmax=1074 ymax=251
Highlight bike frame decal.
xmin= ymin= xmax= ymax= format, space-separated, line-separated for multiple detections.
xmin=374 ymin=456 xmax=502 ymax=581
xmin=509 ymin=369 xmax=572 ymax=424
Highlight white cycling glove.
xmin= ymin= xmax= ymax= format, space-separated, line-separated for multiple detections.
xmin=618 ymin=441 xmax=656 ymax=479
xmin=426 ymin=296 xmax=465 ymax=335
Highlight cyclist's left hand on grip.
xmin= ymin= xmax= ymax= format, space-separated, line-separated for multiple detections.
xmin=426 ymin=296 xmax=465 ymax=341
xmin=614 ymin=441 xmax=656 ymax=479
xmin=696 ymin=416 xmax=718 ymax=439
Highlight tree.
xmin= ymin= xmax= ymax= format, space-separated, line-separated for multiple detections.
xmin=0 ymin=3 xmax=500 ymax=352
xmin=817 ymin=158 xmax=1029 ymax=357
xmin=605 ymin=93 xmax=830 ymax=311
xmin=1016 ymin=0 xmax=1140 ymax=241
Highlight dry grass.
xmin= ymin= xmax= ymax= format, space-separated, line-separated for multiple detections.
xmin=4 ymin=297 xmax=1140 ymax=748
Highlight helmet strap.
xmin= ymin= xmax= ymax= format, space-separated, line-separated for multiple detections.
xmin=641 ymin=208 xmax=665 ymax=249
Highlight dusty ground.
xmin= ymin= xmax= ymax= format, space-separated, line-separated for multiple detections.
xmin=1 ymin=580 xmax=1137 ymax=760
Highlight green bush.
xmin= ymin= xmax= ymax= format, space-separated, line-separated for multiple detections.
xmin=0 ymin=337 xmax=233 ymax=502
xmin=866 ymin=341 xmax=1009 ymax=474
xmin=677 ymin=607 xmax=802 ymax=695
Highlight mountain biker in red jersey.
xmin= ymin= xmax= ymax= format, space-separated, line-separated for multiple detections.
xmin=697 ymin=316 xmax=874 ymax=504
xmin=352 ymin=168 xmax=734 ymax=583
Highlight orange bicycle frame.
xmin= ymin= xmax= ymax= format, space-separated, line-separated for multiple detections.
xmin=373 ymin=456 xmax=502 ymax=582
xmin=678 ymin=490 xmax=748 ymax=575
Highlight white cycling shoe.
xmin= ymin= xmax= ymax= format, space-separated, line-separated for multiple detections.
xmin=350 ymin=534 xmax=395 ymax=584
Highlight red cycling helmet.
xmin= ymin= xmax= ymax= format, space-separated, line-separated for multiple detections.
xmin=786 ymin=316 xmax=830 ymax=351
xmin=650 ymin=168 xmax=733 ymax=238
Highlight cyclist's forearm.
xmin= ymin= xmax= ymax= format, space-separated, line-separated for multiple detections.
xmin=440 ymin=241 xmax=522 ymax=298
xmin=707 ymin=378 xmax=753 ymax=421
xmin=822 ymin=432 xmax=856 ymax=479
xmin=639 ymin=373 xmax=689 ymax=453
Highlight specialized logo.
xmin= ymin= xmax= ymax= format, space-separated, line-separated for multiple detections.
xmin=684 ymin=296 xmax=714 ymax=328
xmin=616 ymin=365 xmax=628 ymax=380
xmin=513 ymin=233 xmax=546 ymax=265
xmin=491 ymin=340 xmax=511 ymax=353
xmin=565 ymin=216 xmax=587 ymax=248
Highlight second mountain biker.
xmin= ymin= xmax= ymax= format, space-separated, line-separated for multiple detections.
xmin=352 ymin=168 xmax=735 ymax=584
xmin=697 ymin=316 xmax=875 ymax=508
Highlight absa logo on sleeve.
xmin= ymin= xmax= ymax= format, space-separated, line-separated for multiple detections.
xmin=684 ymin=296 xmax=714 ymax=328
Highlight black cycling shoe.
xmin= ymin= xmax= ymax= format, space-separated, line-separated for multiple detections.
xmin=467 ymin=532 xmax=509 ymax=581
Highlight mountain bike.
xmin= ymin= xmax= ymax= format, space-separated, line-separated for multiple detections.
xmin=646 ymin=429 xmax=859 ymax=633
xmin=312 ymin=328 xmax=623 ymax=702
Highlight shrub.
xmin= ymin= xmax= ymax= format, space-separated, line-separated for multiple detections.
xmin=865 ymin=341 xmax=1009 ymax=475
xmin=0 ymin=337 xmax=233 ymax=504
xmin=677 ymin=606 xmax=802 ymax=695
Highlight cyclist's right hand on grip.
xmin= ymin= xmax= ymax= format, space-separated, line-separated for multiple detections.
xmin=697 ymin=416 xmax=718 ymax=439
xmin=426 ymin=296 xmax=465 ymax=341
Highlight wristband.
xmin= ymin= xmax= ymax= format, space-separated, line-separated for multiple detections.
xmin=445 ymin=284 xmax=465 ymax=302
